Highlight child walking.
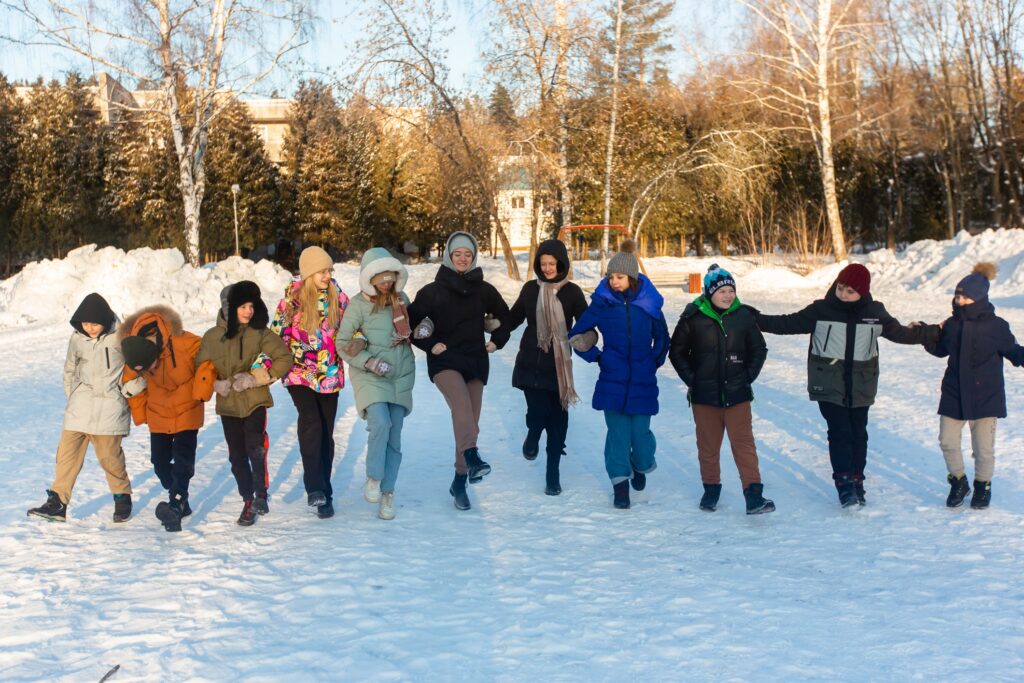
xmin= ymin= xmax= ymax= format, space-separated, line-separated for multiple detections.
xmin=338 ymin=248 xmax=416 ymax=520
xmin=755 ymin=263 xmax=940 ymax=508
xmin=28 ymin=293 xmax=134 ymax=523
xmin=506 ymin=239 xmax=587 ymax=495
xmin=568 ymin=241 xmax=670 ymax=509
xmin=669 ymin=265 xmax=774 ymax=514
xmin=194 ymin=281 xmax=292 ymax=526
xmin=926 ymin=262 xmax=1024 ymax=509
xmin=271 ymin=246 xmax=349 ymax=519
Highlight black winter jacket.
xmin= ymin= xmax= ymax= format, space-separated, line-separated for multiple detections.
xmin=756 ymin=285 xmax=940 ymax=408
xmin=408 ymin=265 xmax=511 ymax=384
xmin=670 ymin=297 xmax=767 ymax=407
xmin=507 ymin=240 xmax=588 ymax=393
xmin=927 ymin=299 xmax=1024 ymax=420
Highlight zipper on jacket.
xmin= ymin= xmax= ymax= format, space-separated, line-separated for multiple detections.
xmin=169 ymin=337 xmax=177 ymax=368
xmin=718 ymin=322 xmax=727 ymax=406
xmin=823 ymin=324 xmax=833 ymax=354
xmin=623 ymin=299 xmax=633 ymax=412
xmin=105 ymin=347 xmax=111 ymax=369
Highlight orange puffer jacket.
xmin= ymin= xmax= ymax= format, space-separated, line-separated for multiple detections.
xmin=119 ymin=305 xmax=212 ymax=434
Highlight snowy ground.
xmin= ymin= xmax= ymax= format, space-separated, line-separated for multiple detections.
xmin=2 ymin=232 xmax=1024 ymax=681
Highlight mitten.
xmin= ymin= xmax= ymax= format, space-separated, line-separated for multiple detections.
xmin=364 ymin=357 xmax=392 ymax=377
xmin=213 ymin=378 xmax=233 ymax=397
xmin=121 ymin=375 xmax=147 ymax=398
xmin=413 ymin=317 xmax=435 ymax=340
xmin=483 ymin=314 xmax=501 ymax=333
xmin=343 ymin=338 xmax=367 ymax=356
xmin=568 ymin=330 xmax=598 ymax=352
xmin=231 ymin=372 xmax=258 ymax=392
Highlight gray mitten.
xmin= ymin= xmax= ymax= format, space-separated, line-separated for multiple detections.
xmin=231 ymin=372 xmax=258 ymax=392
xmin=483 ymin=314 xmax=501 ymax=333
xmin=213 ymin=378 xmax=233 ymax=397
xmin=568 ymin=330 xmax=599 ymax=352
xmin=413 ymin=317 xmax=435 ymax=340
xmin=121 ymin=375 xmax=147 ymax=398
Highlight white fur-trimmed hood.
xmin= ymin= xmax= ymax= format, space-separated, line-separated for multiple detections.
xmin=359 ymin=247 xmax=409 ymax=296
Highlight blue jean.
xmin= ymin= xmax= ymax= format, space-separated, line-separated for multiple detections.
xmin=603 ymin=411 xmax=657 ymax=484
xmin=365 ymin=402 xmax=406 ymax=493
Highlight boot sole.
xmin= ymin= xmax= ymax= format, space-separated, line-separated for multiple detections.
xmin=467 ymin=466 xmax=491 ymax=484
xmin=449 ymin=486 xmax=471 ymax=510
xmin=317 ymin=508 xmax=335 ymax=519
xmin=112 ymin=515 xmax=131 ymax=523
xmin=747 ymin=503 xmax=776 ymax=515
xmin=699 ymin=504 xmax=717 ymax=512
xmin=27 ymin=510 xmax=66 ymax=522
xmin=237 ymin=517 xmax=257 ymax=527
xmin=155 ymin=503 xmax=183 ymax=532
xmin=545 ymin=486 xmax=562 ymax=496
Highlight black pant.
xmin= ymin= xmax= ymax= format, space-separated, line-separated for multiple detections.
xmin=222 ymin=407 xmax=269 ymax=501
xmin=287 ymin=386 xmax=338 ymax=499
xmin=523 ymin=388 xmax=569 ymax=458
xmin=817 ymin=402 xmax=870 ymax=479
xmin=151 ymin=430 xmax=198 ymax=498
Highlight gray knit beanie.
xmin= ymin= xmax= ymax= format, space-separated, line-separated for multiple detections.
xmin=605 ymin=239 xmax=639 ymax=279
xmin=443 ymin=231 xmax=479 ymax=271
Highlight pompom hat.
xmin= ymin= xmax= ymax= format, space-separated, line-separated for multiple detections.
xmin=606 ymin=239 xmax=640 ymax=279
xmin=703 ymin=264 xmax=736 ymax=297
xmin=956 ymin=262 xmax=996 ymax=302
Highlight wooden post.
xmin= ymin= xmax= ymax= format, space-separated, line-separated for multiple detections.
xmin=679 ymin=233 xmax=687 ymax=257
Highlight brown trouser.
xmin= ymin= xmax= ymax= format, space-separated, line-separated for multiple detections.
xmin=434 ymin=370 xmax=484 ymax=475
xmin=50 ymin=430 xmax=132 ymax=504
xmin=692 ymin=402 xmax=761 ymax=489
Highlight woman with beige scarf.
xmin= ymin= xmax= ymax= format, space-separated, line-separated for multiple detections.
xmin=507 ymin=240 xmax=588 ymax=495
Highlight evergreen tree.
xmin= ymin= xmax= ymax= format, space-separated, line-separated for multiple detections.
xmin=591 ymin=0 xmax=676 ymax=89
xmin=488 ymin=84 xmax=518 ymax=131
xmin=280 ymin=81 xmax=339 ymax=234
xmin=0 ymin=74 xmax=21 ymax=272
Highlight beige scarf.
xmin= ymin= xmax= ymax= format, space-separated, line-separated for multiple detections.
xmin=536 ymin=279 xmax=579 ymax=409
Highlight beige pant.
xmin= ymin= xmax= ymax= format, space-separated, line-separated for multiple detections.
xmin=692 ymin=402 xmax=761 ymax=489
xmin=939 ymin=416 xmax=996 ymax=482
xmin=434 ymin=370 xmax=484 ymax=475
xmin=50 ymin=431 xmax=132 ymax=504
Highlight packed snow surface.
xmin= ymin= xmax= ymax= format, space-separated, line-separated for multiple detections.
xmin=2 ymin=230 xmax=1024 ymax=681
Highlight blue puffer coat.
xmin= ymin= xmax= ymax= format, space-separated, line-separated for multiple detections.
xmin=927 ymin=299 xmax=1024 ymax=420
xmin=569 ymin=274 xmax=670 ymax=416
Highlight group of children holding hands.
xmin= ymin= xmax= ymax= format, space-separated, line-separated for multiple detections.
xmin=27 ymin=233 xmax=1022 ymax=530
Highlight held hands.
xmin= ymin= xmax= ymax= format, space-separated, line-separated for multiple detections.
xmin=231 ymin=372 xmax=259 ymax=392
xmin=250 ymin=366 xmax=272 ymax=386
xmin=568 ymin=330 xmax=599 ymax=353
xmin=485 ymin=341 xmax=497 ymax=353
xmin=483 ymin=314 xmax=501 ymax=333
xmin=213 ymin=378 xmax=233 ymax=397
xmin=364 ymin=357 xmax=392 ymax=376
xmin=431 ymin=343 xmax=447 ymax=356
xmin=414 ymin=317 xmax=435 ymax=340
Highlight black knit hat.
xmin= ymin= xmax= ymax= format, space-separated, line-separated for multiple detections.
xmin=121 ymin=335 xmax=159 ymax=371
xmin=226 ymin=280 xmax=269 ymax=339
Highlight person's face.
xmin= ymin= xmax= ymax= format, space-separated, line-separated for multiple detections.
xmin=375 ymin=280 xmax=394 ymax=294
xmin=81 ymin=322 xmax=103 ymax=338
xmin=539 ymin=254 xmax=559 ymax=280
xmin=236 ymin=302 xmax=254 ymax=325
xmin=451 ymin=247 xmax=474 ymax=273
xmin=311 ymin=268 xmax=332 ymax=290
xmin=955 ymin=294 xmax=975 ymax=306
xmin=835 ymin=282 xmax=861 ymax=302
xmin=608 ymin=273 xmax=630 ymax=292
xmin=710 ymin=286 xmax=736 ymax=309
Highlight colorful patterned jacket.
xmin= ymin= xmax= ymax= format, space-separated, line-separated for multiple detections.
xmin=271 ymin=277 xmax=350 ymax=393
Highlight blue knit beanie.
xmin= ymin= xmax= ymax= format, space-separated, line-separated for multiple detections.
xmin=955 ymin=262 xmax=996 ymax=302
xmin=704 ymin=264 xmax=736 ymax=296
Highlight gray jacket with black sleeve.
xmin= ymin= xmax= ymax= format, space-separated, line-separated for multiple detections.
xmin=755 ymin=286 xmax=940 ymax=408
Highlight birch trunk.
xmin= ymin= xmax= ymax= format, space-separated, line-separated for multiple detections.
xmin=601 ymin=0 xmax=625 ymax=273
xmin=816 ymin=0 xmax=847 ymax=260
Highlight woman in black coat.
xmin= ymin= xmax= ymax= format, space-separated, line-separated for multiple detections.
xmin=507 ymin=239 xmax=588 ymax=495
xmin=408 ymin=231 xmax=511 ymax=511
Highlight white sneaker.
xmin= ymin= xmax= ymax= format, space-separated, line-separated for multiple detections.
xmin=363 ymin=477 xmax=381 ymax=503
xmin=378 ymin=492 xmax=395 ymax=520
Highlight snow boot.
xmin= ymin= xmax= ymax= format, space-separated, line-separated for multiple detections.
xmin=307 ymin=490 xmax=327 ymax=507
xmin=743 ymin=483 xmax=776 ymax=515
xmin=27 ymin=490 xmax=66 ymax=522
xmin=946 ymin=474 xmax=970 ymax=508
xmin=450 ymin=473 xmax=471 ymax=510
xmin=522 ymin=431 xmax=541 ymax=461
xmin=176 ymin=495 xmax=193 ymax=518
xmin=834 ymin=474 xmax=859 ymax=508
xmin=254 ymin=493 xmax=269 ymax=516
xmin=237 ymin=498 xmax=257 ymax=527
xmin=363 ymin=477 xmax=382 ymax=504
xmin=699 ymin=483 xmax=722 ymax=512
xmin=970 ymin=480 xmax=991 ymax=509
xmin=317 ymin=500 xmax=335 ymax=519
xmin=613 ymin=480 xmax=630 ymax=509
xmin=112 ymin=493 xmax=132 ymax=523
xmin=155 ymin=497 xmax=183 ymax=533
xmin=853 ymin=475 xmax=866 ymax=506
xmin=464 ymin=448 xmax=491 ymax=483
xmin=631 ymin=468 xmax=647 ymax=492
xmin=379 ymin=492 xmax=396 ymax=520
xmin=545 ymin=452 xmax=562 ymax=496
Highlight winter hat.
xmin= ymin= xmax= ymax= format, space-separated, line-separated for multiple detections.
xmin=219 ymin=284 xmax=233 ymax=321
xmin=70 ymin=292 xmax=117 ymax=336
xmin=359 ymin=247 xmax=409 ymax=296
xmin=836 ymin=263 xmax=871 ymax=297
xmin=955 ymin=262 xmax=996 ymax=302
xmin=703 ymin=264 xmax=736 ymax=297
xmin=226 ymin=280 xmax=268 ymax=338
xmin=606 ymin=239 xmax=640 ymax=279
xmin=442 ymin=232 xmax=479 ymax=272
xmin=121 ymin=335 xmax=159 ymax=371
xmin=299 ymin=246 xmax=333 ymax=281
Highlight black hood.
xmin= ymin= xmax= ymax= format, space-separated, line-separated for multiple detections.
xmin=70 ymin=293 xmax=117 ymax=336
xmin=534 ymin=239 xmax=570 ymax=283
xmin=225 ymin=280 xmax=269 ymax=339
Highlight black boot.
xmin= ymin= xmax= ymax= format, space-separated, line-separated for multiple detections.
xmin=113 ymin=493 xmax=132 ymax=523
xmin=946 ymin=474 xmax=970 ymax=508
xmin=970 ymin=480 xmax=991 ymax=509
xmin=450 ymin=473 xmax=471 ymax=510
xmin=699 ymin=483 xmax=722 ymax=512
xmin=522 ymin=431 xmax=541 ymax=461
xmin=613 ymin=480 xmax=630 ymax=509
xmin=155 ymin=495 xmax=184 ymax=532
xmin=545 ymin=452 xmax=562 ymax=496
xmin=853 ymin=476 xmax=866 ymax=506
xmin=27 ymin=490 xmax=66 ymax=522
xmin=743 ymin=483 xmax=776 ymax=515
xmin=237 ymin=498 xmax=257 ymax=526
xmin=834 ymin=474 xmax=859 ymax=508
xmin=307 ymin=490 xmax=327 ymax=507
xmin=463 ymin=448 xmax=491 ymax=483
xmin=631 ymin=469 xmax=647 ymax=491
xmin=317 ymin=500 xmax=335 ymax=519
xmin=254 ymin=493 xmax=270 ymax=515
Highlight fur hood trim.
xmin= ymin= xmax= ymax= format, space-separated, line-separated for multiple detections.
xmin=118 ymin=304 xmax=184 ymax=340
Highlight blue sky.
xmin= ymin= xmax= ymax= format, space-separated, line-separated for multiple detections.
xmin=0 ymin=1 xmax=738 ymax=95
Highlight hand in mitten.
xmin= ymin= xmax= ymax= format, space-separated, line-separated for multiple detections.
xmin=250 ymin=366 xmax=272 ymax=386
xmin=121 ymin=375 xmax=147 ymax=398
xmin=213 ymin=378 xmax=233 ymax=397
xmin=343 ymin=338 xmax=367 ymax=356
xmin=483 ymin=314 xmax=501 ymax=333
xmin=364 ymin=357 xmax=392 ymax=376
xmin=413 ymin=317 xmax=435 ymax=340
xmin=568 ymin=330 xmax=599 ymax=352
xmin=231 ymin=372 xmax=258 ymax=392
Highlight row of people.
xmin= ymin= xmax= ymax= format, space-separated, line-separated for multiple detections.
xmin=27 ymin=235 xmax=1021 ymax=529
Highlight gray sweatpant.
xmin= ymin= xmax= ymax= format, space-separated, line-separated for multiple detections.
xmin=939 ymin=416 xmax=996 ymax=482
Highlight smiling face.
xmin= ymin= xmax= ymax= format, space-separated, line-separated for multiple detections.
xmin=608 ymin=273 xmax=630 ymax=292
xmin=710 ymin=286 xmax=736 ymax=309
xmin=311 ymin=268 xmax=332 ymax=291
xmin=236 ymin=302 xmax=254 ymax=326
xmin=451 ymin=247 xmax=474 ymax=273
xmin=539 ymin=254 xmax=559 ymax=280
xmin=375 ymin=280 xmax=394 ymax=294
xmin=81 ymin=322 xmax=104 ymax=338
xmin=835 ymin=282 xmax=862 ymax=302
xmin=955 ymin=294 xmax=975 ymax=306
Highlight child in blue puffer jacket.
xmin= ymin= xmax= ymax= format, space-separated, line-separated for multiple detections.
xmin=569 ymin=241 xmax=670 ymax=509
